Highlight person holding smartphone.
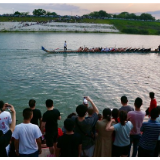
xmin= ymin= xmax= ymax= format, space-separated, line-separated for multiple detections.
xmin=0 ymin=101 xmax=13 ymax=134
xmin=0 ymin=101 xmax=16 ymax=157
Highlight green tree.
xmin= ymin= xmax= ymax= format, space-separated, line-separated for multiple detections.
xmin=14 ymin=11 xmax=21 ymax=15
xmin=117 ymin=12 xmax=129 ymax=19
xmin=89 ymin=11 xmax=99 ymax=17
xmin=98 ymin=10 xmax=107 ymax=17
xmin=46 ymin=11 xmax=57 ymax=16
xmin=33 ymin=9 xmax=46 ymax=16
xmin=21 ymin=12 xmax=29 ymax=16
xmin=139 ymin=13 xmax=155 ymax=20
xmin=88 ymin=10 xmax=111 ymax=18
xmin=127 ymin=13 xmax=137 ymax=19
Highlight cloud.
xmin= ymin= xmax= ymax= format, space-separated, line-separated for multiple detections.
xmin=42 ymin=3 xmax=89 ymax=15
xmin=146 ymin=10 xmax=160 ymax=19
xmin=127 ymin=3 xmax=134 ymax=8
xmin=0 ymin=3 xmax=89 ymax=15
xmin=135 ymin=10 xmax=160 ymax=19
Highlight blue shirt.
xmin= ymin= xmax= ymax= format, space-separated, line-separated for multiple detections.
xmin=113 ymin=121 xmax=133 ymax=147
xmin=139 ymin=120 xmax=160 ymax=150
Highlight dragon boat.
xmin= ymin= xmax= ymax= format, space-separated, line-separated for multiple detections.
xmin=41 ymin=46 xmax=160 ymax=54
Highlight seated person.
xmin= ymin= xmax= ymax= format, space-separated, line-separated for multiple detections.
xmin=77 ymin=47 xmax=82 ymax=52
xmin=101 ymin=48 xmax=105 ymax=52
xmin=95 ymin=47 xmax=101 ymax=52
xmin=104 ymin=48 xmax=109 ymax=52
xmin=89 ymin=48 xmax=94 ymax=52
xmin=110 ymin=48 xmax=115 ymax=52
xmin=83 ymin=47 xmax=89 ymax=52
xmin=97 ymin=48 xmax=101 ymax=52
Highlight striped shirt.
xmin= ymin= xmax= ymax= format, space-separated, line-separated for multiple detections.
xmin=139 ymin=120 xmax=160 ymax=150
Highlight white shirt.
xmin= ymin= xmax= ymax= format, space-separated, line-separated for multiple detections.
xmin=64 ymin=42 xmax=67 ymax=47
xmin=0 ymin=111 xmax=12 ymax=134
xmin=12 ymin=123 xmax=42 ymax=154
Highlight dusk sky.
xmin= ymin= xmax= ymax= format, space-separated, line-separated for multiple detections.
xmin=1 ymin=1 xmax=160 ymax=19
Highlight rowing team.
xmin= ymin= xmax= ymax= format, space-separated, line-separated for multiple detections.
xmin=77 ymin=47 xmax=151 ymax=52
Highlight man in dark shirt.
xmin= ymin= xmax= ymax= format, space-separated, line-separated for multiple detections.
xmin=119 ymin=96 xmax=134 ymax=113
xmin=29 ymin=99 xmax=42 ymax=127
xmin=41 ymin=99 xmax=61 ymax=157
xmin=56 ymin=118 xmax=82 ymax=157
xmin=72 ymin=96 xmax=99 ymax=157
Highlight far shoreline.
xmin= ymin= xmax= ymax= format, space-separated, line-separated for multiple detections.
xmin=1 ymin=17 xmax=160 ymax=35
xmin=0 ymin=22 xmax=120 ymax=33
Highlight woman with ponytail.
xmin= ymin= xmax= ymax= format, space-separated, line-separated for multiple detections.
xmin=93 ymin=108 xmax=113 ymax=157
xmin=106 ymin=110 xmax=133 ymax=157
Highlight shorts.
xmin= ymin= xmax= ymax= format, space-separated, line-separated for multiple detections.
xmin=112 ymin=144 xmax=130 ymax=157
xmin=45 ymin=132 xmax=58 ymax=147
xmin=64 ymin=46 xmax=67 ymax=50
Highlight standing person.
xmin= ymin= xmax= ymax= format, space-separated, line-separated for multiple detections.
xmin=106 ymin=111 xmax=133 ymax=157
xmin=12 ymin=108 xmax=42 ymax=157
xmin=111 ymin=108 xmax=120 ymax=123
xmin=147 ymin=92 xmax=157 ymax=116
xmin=86 ymin=107 xmax=96 ymax=141
xmin=0 ymin=105 xmax=16 ymax=157
xmin=93 ymin=108 xmax=113 ymax=157
xmin=111 ymin=108 xmax=120 ymax=150
xmin=127 ymin=97 xmax=145 ymax=157
xmin=154 ymin=106 xmax=160 ymax=156
xmin=72 ymin=96 xmax=99 ymax=157
xmin=119 ymin=96 xmax=134 ymax=113
xmin=29 ymin=99 xmax=42 ymax=127
xmin=41 ymin=99 xmax=61 ymax=157
xmin=138 ymin=108 xmax=160 ymax=157
xmin=62 ymin=112 xmax=77 ymax=134
xmin=56 ymin=118 xmax=82 ymax=157
xmin=64 ymin=41 xmax=67 ymax=51
xmin=0 ymin=101 xmax=12 ymax=134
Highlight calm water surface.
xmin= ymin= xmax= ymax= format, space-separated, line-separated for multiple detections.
xmin=0 ymin=32 xmax=160 ymax=126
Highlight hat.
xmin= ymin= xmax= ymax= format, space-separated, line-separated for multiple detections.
xmin=83 ymin=99 xmax=88 ymax=104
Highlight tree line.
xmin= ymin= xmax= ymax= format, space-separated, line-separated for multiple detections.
xmin=14 ymin=9 xmax=57 ymax=16
xmin=83 ymin=10 xmax=155 ymax=21
xmin=13 ymin=9 xmax=155 ymax=21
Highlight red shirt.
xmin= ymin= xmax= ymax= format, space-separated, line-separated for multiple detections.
xmin=149 ymin=98 xmax=157 ymax=115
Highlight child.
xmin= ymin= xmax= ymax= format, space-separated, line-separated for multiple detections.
xmin=56 ymin=118 xmax=82 ymax=157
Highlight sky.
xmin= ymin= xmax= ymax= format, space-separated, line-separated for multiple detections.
xmin=1 ymin=1 xmax=160 ymax=19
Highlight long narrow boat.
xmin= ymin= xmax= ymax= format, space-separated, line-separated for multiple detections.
xmin=41 ymin=46 xmax=160 ymax=54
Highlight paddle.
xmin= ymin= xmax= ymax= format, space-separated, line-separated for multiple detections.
xmin=53 ymin=48 xmax=59 ymax=51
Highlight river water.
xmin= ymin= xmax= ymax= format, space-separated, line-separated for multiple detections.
xmin=0 ymin=32 xmax=160 ymax=126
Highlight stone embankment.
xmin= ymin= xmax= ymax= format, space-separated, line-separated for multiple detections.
xmin=0 ymin=22 xmax=119 ymax=32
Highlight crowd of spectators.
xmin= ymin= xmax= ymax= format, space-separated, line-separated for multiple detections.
xmin=0 ymin=92 xmax=160 ymax=157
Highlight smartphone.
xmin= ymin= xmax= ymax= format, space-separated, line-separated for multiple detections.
xmin=7 ymin=105 xmax=11 ymax=108
xmin=83 ymin=97 xmax=88 ymax=104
